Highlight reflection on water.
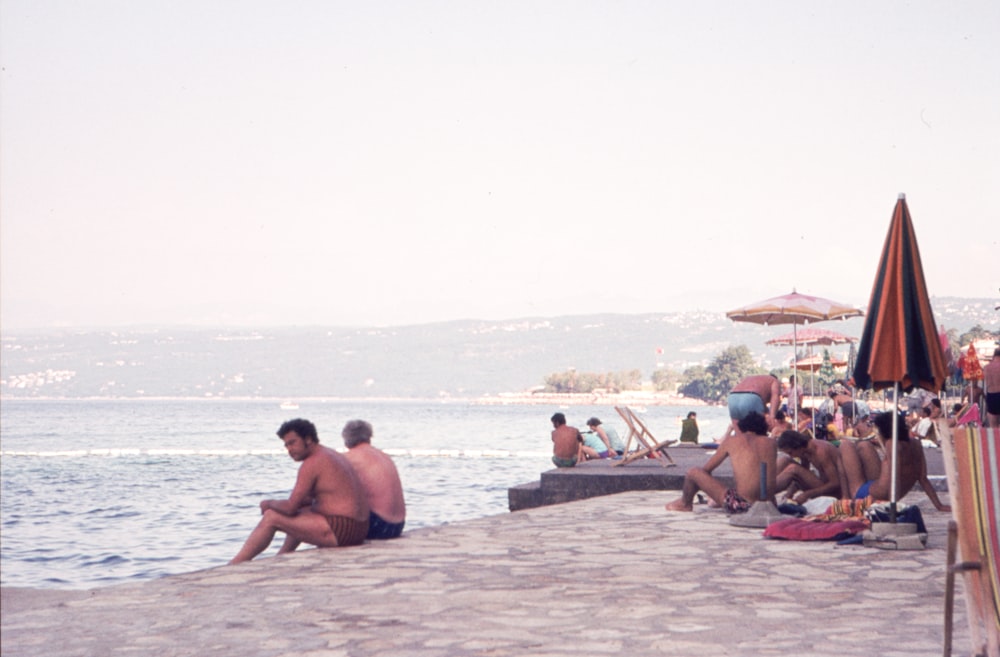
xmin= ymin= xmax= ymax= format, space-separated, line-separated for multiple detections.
xmin=1 ymin=399 xmax=728 ymax=589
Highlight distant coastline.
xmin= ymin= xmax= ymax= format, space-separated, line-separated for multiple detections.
xmin=473 ymin=391 xmax=709 ymax=407
xmin=0 ymin=392 xmax=713 ymax=408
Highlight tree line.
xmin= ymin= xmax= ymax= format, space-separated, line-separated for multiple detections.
xmin=541 ymin=324 xmax=998 ymax=403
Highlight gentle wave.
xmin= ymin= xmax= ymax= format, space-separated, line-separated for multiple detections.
xmin=1 ymin=398 xmax=728 ymax=590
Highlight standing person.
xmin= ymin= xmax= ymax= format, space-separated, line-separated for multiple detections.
xmin=912 ymin=399 xmax=942 ymax=445
xmin=230 ymin=419 xmax=369 ymax=564
xmin=342 ymin=419 xmax=406 ymax=540
xmin=586 ymin=417 xmax=624 ymax=456
xmin=727 ymin=374 xmax=781 ymax=428
xmin=551 ymin=412 xmax=582 ymax=468
xmin=985 ymin=348 xmax=1000 ymax=428
xmin=664 ymin=412 xmax=778 ymax=514
xmin=678 ymin=411 xmax=700 ymax=444
xmin=783 ymin=375 xmax=803 ymax=413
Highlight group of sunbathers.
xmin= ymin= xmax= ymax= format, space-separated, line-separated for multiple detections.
xmin=657 ymin=375 xmax=950 ymax=515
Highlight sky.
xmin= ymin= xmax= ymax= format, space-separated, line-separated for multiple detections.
xmin=1 ymin=1 xmax=998 ymax=330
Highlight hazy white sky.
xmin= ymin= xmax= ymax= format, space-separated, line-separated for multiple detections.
xmin=2 ymin=1 xmax=997 ymax=329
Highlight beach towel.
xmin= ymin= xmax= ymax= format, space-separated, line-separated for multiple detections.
xmin=763 ymin=518 xmax=869 ymax=541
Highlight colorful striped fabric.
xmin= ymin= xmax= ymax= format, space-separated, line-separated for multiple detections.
xmin=966 ymin=425 xmax=1000 ymax=648
xmin=943 ymin=423 xmax=1000 ymax=657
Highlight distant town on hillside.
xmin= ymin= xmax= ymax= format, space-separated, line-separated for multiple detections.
xmin=1 ymin=297 xmax=996 ymax=400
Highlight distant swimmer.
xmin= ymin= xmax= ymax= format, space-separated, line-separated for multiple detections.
xmin=230 ymin=418 xmax=369 ymax=564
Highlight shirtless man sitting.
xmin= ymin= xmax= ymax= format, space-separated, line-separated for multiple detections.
xmin=775 ymin=430 xmax=847 ymax=504
xmin=342 ymin=419 xmax=407 ymax=540
xmin=551 ymin=412 xmax=583 ymax=468
xmin=838 ymin=412 xmax=950 ymax=512
xmin=665 ymin=412 xmax=777 ymax=514
xmin=230 ymin=418 xmax=370 ymax=564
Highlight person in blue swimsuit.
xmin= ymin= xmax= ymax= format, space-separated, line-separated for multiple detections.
xmin=586 ymin=417 xmax=625 ymax=456
xmin=342 ymin=420 xmax=406 ymax=539
xmin=838 ymin=413 xmax=950 ymax=512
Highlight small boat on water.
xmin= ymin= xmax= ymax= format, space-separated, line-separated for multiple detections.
xmin=279 ymin=401 xmax=300 ymax=411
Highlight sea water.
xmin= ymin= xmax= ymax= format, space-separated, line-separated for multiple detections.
xmin=0 ymin=398 xmax=728 ymax=590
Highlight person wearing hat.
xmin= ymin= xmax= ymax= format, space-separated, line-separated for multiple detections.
xmin=585 ymin=417 xmax=625 ymax=456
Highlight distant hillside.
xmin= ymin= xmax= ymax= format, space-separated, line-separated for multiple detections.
xmin=1 ymin=297 xmax=996 ymax=399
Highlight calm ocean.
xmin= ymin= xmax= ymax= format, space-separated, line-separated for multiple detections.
xmin=0 ymin=398 xmax=727 ymax=590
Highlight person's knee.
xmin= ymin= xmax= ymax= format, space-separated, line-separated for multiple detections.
xmin=260 ymin=509 xmax=283 ymax=527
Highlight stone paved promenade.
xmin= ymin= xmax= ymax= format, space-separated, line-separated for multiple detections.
xmin=2 ymin=489 xmax=965 ymax=657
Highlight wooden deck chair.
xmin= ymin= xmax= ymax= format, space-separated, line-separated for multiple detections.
xmin=612 ymin=406 xmax=676 ymax=467
xmin=941 ymin=421 xmax=1000 ymax=657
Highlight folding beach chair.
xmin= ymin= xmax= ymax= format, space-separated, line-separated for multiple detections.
xmin=941 ymin=421 xmax=1000 ymax=657
xmin=612 ymin=406 xmax=676 ymax=467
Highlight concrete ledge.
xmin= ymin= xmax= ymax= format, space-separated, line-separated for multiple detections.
xmin=510 ymin=444 xmax=948 ymax=511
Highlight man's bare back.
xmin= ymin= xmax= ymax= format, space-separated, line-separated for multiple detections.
xmin=552 ymin=424 xmax=581 ymax=459
xmin=303 ymin=446 xmax=370 ymax=520
xmin=839 ymin=413 xmax=949 ymax=512
xmin=344 ymin=443 xmax=406 ymax=524
xmin=665 ymin=412 xmax=777 ymax=512
xmin=868 ymin=438 xmax=927 ymax=502
xmin=724 ymin=431 xmax=778 ymax=503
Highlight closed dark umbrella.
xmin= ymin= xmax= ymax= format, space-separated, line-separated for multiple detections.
xmin=852 ymin=194 xmax=947 ymax=520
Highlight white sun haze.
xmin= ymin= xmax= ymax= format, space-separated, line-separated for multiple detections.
xmin=1 ymin=1 xmax=996 ymax=329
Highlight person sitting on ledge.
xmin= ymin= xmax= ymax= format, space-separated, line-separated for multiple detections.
xmin=678 ymin=411 xmax=700 ymax=444
xmin=230 ymin=418 xmax=370 ymax=564
xmin=586 ymin=417 xmax=625 ymax=456
xmin=341 ymin=419 xmax=407 ymax=540
xmin=838 ymin=412 xmax=950 ymax=512
xmin=550 ymin=412 xmax=582 ymax=468
xmin=665 ymin=411 xmax=777 ymax=514
xmin=775 ymin=430 xmax=847 ymax=504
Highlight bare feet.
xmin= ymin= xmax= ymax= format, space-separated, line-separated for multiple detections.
xmin=665 ymin=498 xmax=693 ymax=512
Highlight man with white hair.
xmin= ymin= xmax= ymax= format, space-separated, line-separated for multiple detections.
xmin=342 ymin=419 xmax=407 ymax=539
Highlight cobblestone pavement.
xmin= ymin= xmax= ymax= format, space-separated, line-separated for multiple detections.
xmin=2 ymin=489 xmax=964 ymax=657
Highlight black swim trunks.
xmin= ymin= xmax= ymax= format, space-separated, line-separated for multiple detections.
xmin=367 ymin=511 xmax=405 ymax=540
